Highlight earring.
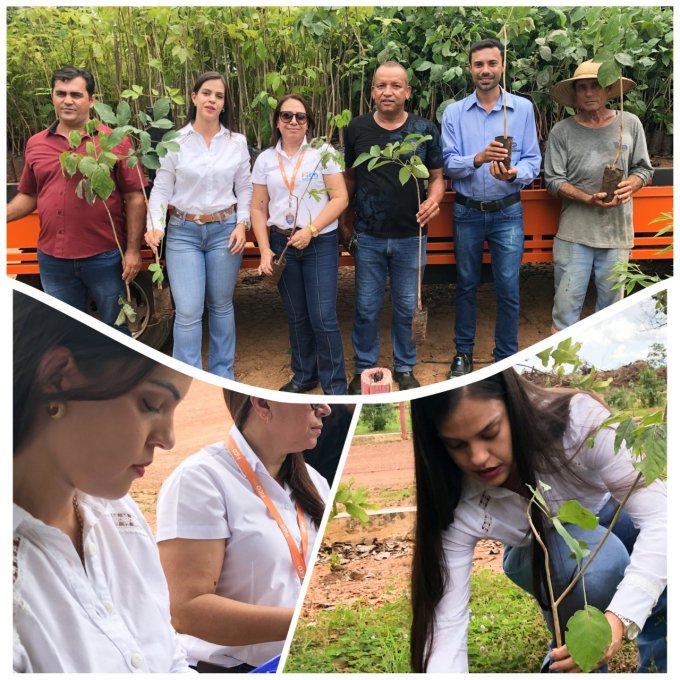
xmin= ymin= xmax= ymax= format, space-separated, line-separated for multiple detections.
xmin=47 ymin=402 xmax=65 ymax=419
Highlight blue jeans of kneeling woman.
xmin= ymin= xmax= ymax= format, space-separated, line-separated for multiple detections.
xmin=271 ymin=230 xmax=346 ymax=395
xmin=165 ymin=213 xmax=242 ymax=380
xmin=503 ymin=498 xmax=666 ymax=672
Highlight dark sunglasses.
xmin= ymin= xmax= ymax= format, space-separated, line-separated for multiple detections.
xmin=279 ymin=111 xmax=308 ymax=123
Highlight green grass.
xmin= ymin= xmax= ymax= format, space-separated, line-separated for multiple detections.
xmin=286 ymin=570 xmax=572 ymax=673
xmin=369 ymin=486 xmax=416 ymax=508
xmin=354 ymin=405 xmax=412 ymax=435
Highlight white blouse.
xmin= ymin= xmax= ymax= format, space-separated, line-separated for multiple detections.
xmin=146 ymin=123 xmax=252 ymax=232
xmin=427 ymin=393 xmax=667 ymax=673
xmin=13 ymin=493 xmax=192 ymax=673
xmin=156 ymin=424 xmax=330 ymax=669
xmin=251 ymin=138 xmax=342 ymax=233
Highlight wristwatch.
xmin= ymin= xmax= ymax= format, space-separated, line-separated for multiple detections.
xmin=608 ymin=611 xmax=640 ymax=641
xmin=240 ymin=218 xmax=251 ymax=231
xmin=308 ymin=224 xmax=319 ymax=237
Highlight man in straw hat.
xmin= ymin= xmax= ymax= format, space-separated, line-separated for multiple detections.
xmin=544 ymin=60 xmax=653 ymax=332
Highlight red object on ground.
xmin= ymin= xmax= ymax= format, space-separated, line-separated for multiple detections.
xmin=361 ymin=368 xmax=392 ymax=394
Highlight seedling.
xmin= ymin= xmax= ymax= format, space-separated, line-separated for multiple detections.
xmin=352 ymin=133 xmax=432 ymax=342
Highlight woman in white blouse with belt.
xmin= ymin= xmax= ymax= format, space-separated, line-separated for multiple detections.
xmin=410 ymin=368 xmax=666 ymax=673
xmin=146 ymin=72 xmax=252 ymax=380
xmin=251 ymin=94 xmax=348 ymax=395
xmin=156 ymin=390 xmax=331 ymax=672
xmin=13 ymin=292 xmax=193 ymax=672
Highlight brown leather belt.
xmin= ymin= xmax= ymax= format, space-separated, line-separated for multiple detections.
xmin=168 ymin=205 xmax=235 ymax=224
xmin=270 ymin=225 xmax=294 ymax=237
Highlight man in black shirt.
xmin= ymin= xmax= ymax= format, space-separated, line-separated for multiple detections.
xmin=344 ymin=62 xmax=445 ymax=394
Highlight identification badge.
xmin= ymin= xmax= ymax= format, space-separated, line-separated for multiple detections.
xmin=285 ymin=212 xmax=295 ymax=226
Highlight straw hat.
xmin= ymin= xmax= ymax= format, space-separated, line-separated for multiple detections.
xmin=550 ymin=60 xmax=636 ymax=108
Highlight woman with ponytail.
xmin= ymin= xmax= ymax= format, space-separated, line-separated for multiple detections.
xmin=410 ymin=368 xmax=666 ymax=673
xmin=156 ymin=391 xmax=331 ymax=672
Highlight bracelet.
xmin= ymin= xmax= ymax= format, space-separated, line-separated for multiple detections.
xmin=607 ymin=610 xmax=640 ymax=641
xmin=308 ymin=224 xmax=319 ymax=237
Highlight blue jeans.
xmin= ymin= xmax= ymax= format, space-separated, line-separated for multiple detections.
xmin=271 ymin=231 xmax=346 ymax=395
xmin=352 ymin=231 xmax=426 ymax=374
xmin=37 ymin=248 xmax=129 ymax=332
xmin=552 ymin=238 xmax=629 ymax=331
xmin=165 ymin=214 xmax=241 ymax=379
xmin=453 ymin=201 xmax=524 ymax=361
xmin=503 ymin=499 xmax=666 ymax=672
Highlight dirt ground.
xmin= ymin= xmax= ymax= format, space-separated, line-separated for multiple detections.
xmin=303 ymin=437 xmax=503 ymax=614
xmin=226 ymin=263 xmax=591 ymax=392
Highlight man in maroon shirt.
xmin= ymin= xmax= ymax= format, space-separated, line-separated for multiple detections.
xmin=7 ymin=66 xmax=146 ymax=329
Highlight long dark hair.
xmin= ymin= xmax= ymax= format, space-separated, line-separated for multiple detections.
xmin=410 ymin=368 xmax=591 ymax=671
xmin=269 ymin=93 xmax=316 ymax=147
xmin=188 ymin=71 xmax=231 ymax=130
xmin=13 ymin=291 xmax=159 ymax=454
xmin=222 ymin=389 xmax=326 ymax=527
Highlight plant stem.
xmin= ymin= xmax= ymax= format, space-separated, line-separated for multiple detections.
xmin=414 ymin=178 xmax=423 ymax=310
xmin=102 ymin=200 xmax=131 ymax=302
xmin=503 ymin=24 xmax=508 ymax=139
xmin=612 ymin=77 xmax=624 ymax=169
xmin=527 ymin=505 xmax=563 ymax=647
xmin=554 ymin=472 xmax=643 ymax=608
xmin=133 ymin=161 xmax=163 ymax=288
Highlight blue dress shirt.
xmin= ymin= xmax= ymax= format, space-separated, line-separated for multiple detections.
xmin=441 ymin=89 xmax=541 ymax=200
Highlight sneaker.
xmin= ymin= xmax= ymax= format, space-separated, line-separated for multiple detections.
xmin=447 ymin=353 xmax=473 ymax=378
xmin=395 ymin=371 xmax=420 ymax=391
xmin=348 ymin=374 xmax=363 ymax=395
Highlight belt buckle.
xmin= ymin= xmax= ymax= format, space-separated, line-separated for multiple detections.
xmin=479 ymin=200 xmax=495 ymax=212
xmin=193 ymin=215 xmax=204 ymax=225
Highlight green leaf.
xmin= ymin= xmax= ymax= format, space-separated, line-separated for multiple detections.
xmin=398 ymin=165 xmax=411 ymax=186
xmin=132 ymin=84 xmax=143 ymax=95
xmin=93 ymin=102 xmax=117 ymax=126
xmin=140 ymin=131 xmax=152 ymax=154
xmin=68 ymin=130 xmax=82 ymax=148
xmin=100 ymin=151 xmax=120 ymax=168
xmin=539 ymin=45 xmax=552 ymax=61
xmin=633 ymin=424 xmax=667 ymax=485
xmin=61 ymin=152 xmax=79 ymax=177
xmin=90 ymin=166 xmax=115 ymax=200
xmin=615 ymin=52 xmax=635 ymax=67
xmin=150 ymin=118 xmax=174 ymax=130
xmin=552 ymin=518 xmax=590 ymax=565
xmin=86 ymin=141 xmax=97 ymax=157
xmin=597 ymin=59 xmax=621 ymax=88
xmin=127 ymin=156 xmax=138 ymax=169
xmin=369 ymin=145 xmax=381 ymax=156
xmin=121 ymin=89 xmax=138 ymax=100
xmin=344 ymin=502 xmax=369 ymax=525
xmin=565 ymin=607 xmax=611 ymax=672
xmin=107 ymin=125 xmax=130 ymax=149
xmin=77 ymin=155 xmax=98 ymax=178
xmin=116 ymin=100 xmax=132 ymax=126
xmin=415 ymin=60 xmax=433 ymax=71
xmin=148 ymin=263 xmax=161 ymax=272
xmin=410 ymin=162 xmax=430 ymax=179
xmin=115 ymin=308 xmax=127 ymax=326
xmin=352 ymin=152 xmax=373 ymax=168
xmin=151 ymin=268 xmax=163 ymax=283
xmin=556 ymin=500 xmax=598 ymax=530
xmin=142 ymin=154 xmax=161 ymax=170
xmin=153 ymin=98 xmax=171 ymax=121
xmin=161 ymin=129 xmax=179 ymax=142
xmin=536 ymin=346 xmax=552 ymax=367
xmin=161 ymin=141 xmax=181 ymax=153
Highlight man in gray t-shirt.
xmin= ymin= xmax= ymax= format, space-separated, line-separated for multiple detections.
xmin=544 ymin=60 xmax=653 ymax=331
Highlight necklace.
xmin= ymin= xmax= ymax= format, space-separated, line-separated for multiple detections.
xmin=72 ymin=494 xmax=85 ymax=560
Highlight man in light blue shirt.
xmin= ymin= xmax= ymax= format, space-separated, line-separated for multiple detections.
xmin=442 ymin=38 xmax=541 ymax=377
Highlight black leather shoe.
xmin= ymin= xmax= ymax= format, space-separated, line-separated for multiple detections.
xmin=447 ymin=353 xmax=473 ymax=378
xmin=279 ymin=380 xmax=318 ymax=393
xmin=347 ymin=374 xmax=363 ymax=395
xmin=395 ymin=371 xmax=420 ymax=391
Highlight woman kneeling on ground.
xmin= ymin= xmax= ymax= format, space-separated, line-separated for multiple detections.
xmin=146 ymin=71 xmax=252 ymax=380
xmin=251 ymin=94 xmax=348 ymax=395
xmin=156 ymin=391 xmax=331 ymax=672
xmin=13 ymin=291 xmax=193 ymax=672
xmin=410 ymin=368 xmax=666 ymax=673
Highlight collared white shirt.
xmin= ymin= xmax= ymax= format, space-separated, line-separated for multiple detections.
xmin=147 ymin=123 xmax=252 ymax=232
xmin=427 ymin=393 xmax=666 ymax=673
xmin=251 ymin=138 xmax=342 ymax=232
xmin=156 ymin=425 xmax=330 ymax=668
xmin=13 ymin=493 xmax=192 ymax=673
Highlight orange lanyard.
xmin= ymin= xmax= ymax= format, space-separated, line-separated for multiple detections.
xmin=276 ymin=149 xmax=307 ymax=198
xmin=226 ymin=434 xmax=308 ymax=581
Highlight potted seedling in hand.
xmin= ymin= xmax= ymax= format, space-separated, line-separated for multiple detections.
xmin=494 ymin=24 xmax=513 ymax=169
xmin=352 ymin=133 xmax=432 ymax=343
xmin=600 ymin=78 xmax=626 ymax=203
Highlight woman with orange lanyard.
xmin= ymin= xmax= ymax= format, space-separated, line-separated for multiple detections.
xmin=155 ymin=390 xmax=331 ymax=672
xmin=251 ymin=94 xmax=348 ymax=395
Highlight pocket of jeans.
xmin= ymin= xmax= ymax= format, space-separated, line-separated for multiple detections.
xmin=453 ymin=203 xmax=472 ymax=219
xmin=167 ymin=215 xmax=182 ymax=229
xmin=499 ymin=200 xmax=523 ymax=218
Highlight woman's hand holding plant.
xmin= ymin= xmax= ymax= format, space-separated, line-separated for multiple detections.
xmin=145 ymin=229 xmax=164 ymax=255
xmin=288 ymin=226 xmax=314 ymax=250
xmin=548 ymin=611 xmax=624 ymax=672
xmin=257 ymin=248 xmax=275 ymax=276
